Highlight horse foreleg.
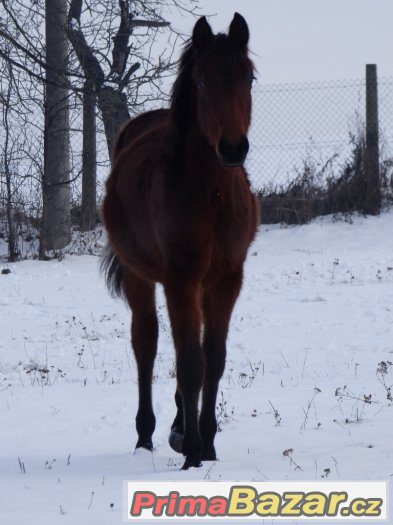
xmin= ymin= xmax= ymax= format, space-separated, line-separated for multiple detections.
xmin=165 ymin=278 xmax=205 ymax=470
xmin=200 ymin=270 xmax=243 ymax=461
xmin=169 ymin=389 xmax=184 ymax=454
xmin=124 ymin=271 xmax=158 ymax=451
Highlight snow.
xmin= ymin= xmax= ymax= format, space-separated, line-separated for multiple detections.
xmin=1 ymin=212 xmax=393 ymax=524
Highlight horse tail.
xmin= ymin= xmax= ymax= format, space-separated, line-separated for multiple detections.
xmin=100 ymin=244 xmax=124 ymax=298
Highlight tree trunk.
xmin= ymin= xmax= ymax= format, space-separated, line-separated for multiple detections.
xmin=98 ymin=87 xmax=130 ymax=160
xmin=81 ymin=81 xmax=97 ymax=231
xmin=42 ymin=0 xmax=71 ymax=253
xmin=2 ymin=65 xmax=18 ymax=262
xmin=66 ymin=0 xmax=136 ymax=164
xmin=67 ymin=0 xmax=169 ymax=165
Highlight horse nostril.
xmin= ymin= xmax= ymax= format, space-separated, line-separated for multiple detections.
xmin=241 ymin=135 xmax=250 ymax=156
xmin=218 ymin=138 xmax=233 ymax=158
xmin=218 ymin=135 xmax=249 ymax=167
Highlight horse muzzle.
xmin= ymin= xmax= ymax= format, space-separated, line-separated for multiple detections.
xmin=218 ymin=135 xmax=249 ymax=168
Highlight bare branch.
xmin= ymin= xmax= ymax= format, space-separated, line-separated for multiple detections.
xmin=68 ymin=0 xmax=83 ymax=25
xmin=66 ymin=17 xmax=105 ymax=87
xmin=119 ymin=62 xmax=141 ymax=91
xmin=131 ymin=20 xmax=171 ymax=29
xmin=109 ymin=0 xmax=133 ymax=80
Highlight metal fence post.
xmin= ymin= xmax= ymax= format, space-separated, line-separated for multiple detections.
xmin=365 ymin=64 xmax=381 ymax=214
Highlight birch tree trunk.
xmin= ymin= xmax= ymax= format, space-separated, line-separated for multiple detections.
xmin=42 ymin=0 xmax=71 ymax=253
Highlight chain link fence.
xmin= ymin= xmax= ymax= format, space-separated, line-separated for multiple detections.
xmin=64 ymin=73 xmax=393 ymax=198
xmin=247 ymin=76 xmax=393 ymax=192
xmin=68 ymin=74 xmax=393 ymax=199
xmin=2 ymin=71 xmax=393 ymax=258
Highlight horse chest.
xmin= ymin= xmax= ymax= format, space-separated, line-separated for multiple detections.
xmin=209 ymin=191 xmax=252 ymax=266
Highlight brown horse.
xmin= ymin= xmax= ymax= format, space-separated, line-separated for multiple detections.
xmin=101 ymin=13 xmax=258 ymax=470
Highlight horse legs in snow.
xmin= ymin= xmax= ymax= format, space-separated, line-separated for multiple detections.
xmin=199 ymin=271 xmax=243 ymax=461
xmin=165 ymin=279 xmax=205 ymax=470
xmin=124 ymin=271 xmax=158 ymax=451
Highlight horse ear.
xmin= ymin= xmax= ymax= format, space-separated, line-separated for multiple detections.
xmin=228 ymin=12 xmax=249 ymax=50
xmin=192 ymin=16 xmax=213 ymax=54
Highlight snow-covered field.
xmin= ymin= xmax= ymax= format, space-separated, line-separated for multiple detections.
xmin=1 ymin=213 xmax=393 ymax=524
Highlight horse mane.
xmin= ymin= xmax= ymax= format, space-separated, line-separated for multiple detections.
xmin=170 ymin=41 xmax=196 ymax=150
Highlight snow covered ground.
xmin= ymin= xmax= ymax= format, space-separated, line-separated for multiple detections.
xmin=1 ymin=212 xmax=393 ymax=524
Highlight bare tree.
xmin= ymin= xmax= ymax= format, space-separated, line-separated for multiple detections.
xmin=1 ymin=60 xmax=18 ymax=261
xmin=0 ymin=0 xmax=199 ymax=249
xmin=0 ymin=34 xmax=44 ymax=261
xmin=67 ymin=0 xmax=173 ymax=154
xmin=68 ymin=0 xmax=199 ymax=231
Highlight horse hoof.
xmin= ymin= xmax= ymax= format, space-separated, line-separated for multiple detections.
xmin=181 ymin=457 xmax=202 ymax=470
xmin=169 ymin=428 xmax=183 ymax=454
xmin=135 ymin=438 xmax=153 ymax=451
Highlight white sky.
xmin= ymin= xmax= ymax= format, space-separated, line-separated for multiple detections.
xmin=175 ymin=0 xmax=393 ymax=84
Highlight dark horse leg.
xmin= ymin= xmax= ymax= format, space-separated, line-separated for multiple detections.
xmin=165 ymin=278 xmax=205 ymax=470
xmin=199 ymin=271 xmax=243 ymax=461
xmin=169 ymin=389 xmax=184 ymax=454
xmin=123 ymin=270 xmax=158 ymax=451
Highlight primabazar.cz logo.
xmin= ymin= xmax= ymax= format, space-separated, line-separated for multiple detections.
xmin=124 ymin=480 xmax=388 ymax=521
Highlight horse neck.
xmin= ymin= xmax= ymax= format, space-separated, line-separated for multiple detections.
xmin=170 ymin=123 xmax=218 ymax=186
xmin=170 ymin=89 xmax=218 ymax=184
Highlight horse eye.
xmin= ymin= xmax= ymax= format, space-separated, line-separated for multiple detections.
xmin=196 ymin=78 xmax=206 ymax=90
xmin=248 ymin=75 xmax=255 ymax=87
